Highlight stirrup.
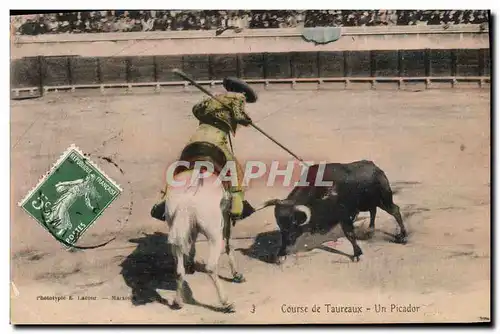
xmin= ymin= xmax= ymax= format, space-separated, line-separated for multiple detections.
xmin=232 ymin=200 xmax=256 ymax=222
xmin=151 ymin=200 xmax=166 ymax=221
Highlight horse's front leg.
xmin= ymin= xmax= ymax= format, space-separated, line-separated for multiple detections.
xmin=226 ymin=238 xmax=245 ymax=283
xmin=206 ymin=235 xmax=235 ymax=313
xmin=223 ymin=209 xmax=245 ymax=283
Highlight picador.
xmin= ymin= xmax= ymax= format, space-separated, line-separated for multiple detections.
xmin=151 ymin=77 xmax=258 ymax=222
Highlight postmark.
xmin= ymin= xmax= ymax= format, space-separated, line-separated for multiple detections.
xmin=18 ymin=144 xmax=123 ymax=248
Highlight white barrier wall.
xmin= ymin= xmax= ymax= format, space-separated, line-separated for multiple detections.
xmin=11 ymin=25 xmax=489 ymax=59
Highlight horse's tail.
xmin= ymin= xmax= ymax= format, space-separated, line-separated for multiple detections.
xmin=165 ymin=168 xmax=206 ymax=254
xmin=187 ymin=168 xmax=205 ymax=195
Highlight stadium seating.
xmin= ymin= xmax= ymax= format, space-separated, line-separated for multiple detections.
xmin=11 ymin=10 xmax=490 ymax=36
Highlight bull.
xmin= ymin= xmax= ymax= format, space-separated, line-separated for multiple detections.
xmin=258 ymin=160 xmax=408 ymax=263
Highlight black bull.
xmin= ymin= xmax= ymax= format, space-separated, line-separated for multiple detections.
xmin=260 ymin=160 xmax=408 ymax=262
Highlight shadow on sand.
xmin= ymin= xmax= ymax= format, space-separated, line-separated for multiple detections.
xmin=119 ymin=231 xmax=233 ymax=313
xmin=235 ymin=216 xmax=404 ymax=264
xmin=235 ymin=230 xmax=283 ymax=264
xmin=235 ymin=227 xmax=357 ymax=264
xmin=119 ymin=232 xmax=181 ymax=308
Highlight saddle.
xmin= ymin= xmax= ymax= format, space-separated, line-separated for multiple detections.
xmin=173 ymin=141 xmax=233 ymax=192
xmin=152 ymin=141 xmax=253 ymax=223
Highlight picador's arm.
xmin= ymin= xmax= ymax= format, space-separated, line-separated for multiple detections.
xmin=230 ymin=94 xmax=253 ymax=125
xmin=192 ymin=93 xmax=252 ymax=128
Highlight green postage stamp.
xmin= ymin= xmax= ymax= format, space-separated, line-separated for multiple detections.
xmin=18 ymin=144 xmax=122 ymax=247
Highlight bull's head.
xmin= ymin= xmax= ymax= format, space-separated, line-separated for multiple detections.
xmin=268 ymin=200 xmax=311 ymax=262
xmin=254 ymin=198 xmax=312 ymax=263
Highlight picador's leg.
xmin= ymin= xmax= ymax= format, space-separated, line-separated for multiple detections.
xmin=226 ymin=157 xmax=256 ymax=222
xmin=151 ymin=183 xmax=169 ymax=221
xmin=230 ymin=189 xmax=255 ymax=222
xmin=151 ymin=199 xmax=167 ymax=221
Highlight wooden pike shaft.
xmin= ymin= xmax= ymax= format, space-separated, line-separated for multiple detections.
xmin=171 ymin=69 xmax=310 ymax=166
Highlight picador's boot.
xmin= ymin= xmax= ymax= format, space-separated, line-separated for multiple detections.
xmin=151 ymin=200 xmax=167 ymax=221
xmin=230 ymin=189 xmax=256 ymax=222
xmin=241 ymin=199 xmax=256 ymax=218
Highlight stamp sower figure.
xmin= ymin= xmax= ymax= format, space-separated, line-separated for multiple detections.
xmin=151 ymin=77 xmax=258 ymax=222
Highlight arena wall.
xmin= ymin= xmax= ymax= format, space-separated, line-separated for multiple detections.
xmin=11 ymin=25 xmax=489 ymax=59
xmin=10 ymin=25 xmax=490 ymax=95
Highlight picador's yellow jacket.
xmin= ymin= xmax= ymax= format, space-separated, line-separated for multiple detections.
xmin=158 ymin=92 xmax=252 ymax=218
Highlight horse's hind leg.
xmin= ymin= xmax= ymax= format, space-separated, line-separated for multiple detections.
xmin=185 ymin=229 xmax=198 ymax=274
xmin=172 ymin=245 xmax=186 ymax=309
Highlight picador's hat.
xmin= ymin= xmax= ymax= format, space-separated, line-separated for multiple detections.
xmin=223 ymin=77 xmax=258 ymax=103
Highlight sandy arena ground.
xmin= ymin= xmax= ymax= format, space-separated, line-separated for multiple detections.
xmin=10 ymin=87 xmax=490 ymax=324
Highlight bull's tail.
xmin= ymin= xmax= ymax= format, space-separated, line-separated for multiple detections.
xmin=254 ymin=198 xmax=311 ymax=225
xmin=254 ymin=198 xmax=302 ymax=210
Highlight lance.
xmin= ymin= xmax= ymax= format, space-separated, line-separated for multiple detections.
xmin=171 ymin=68 xmax=311 ymax=167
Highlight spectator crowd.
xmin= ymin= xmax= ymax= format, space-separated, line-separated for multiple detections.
xmin=11 ymin=10 xmax=489 ymax=36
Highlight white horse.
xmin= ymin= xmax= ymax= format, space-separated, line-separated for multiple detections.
xmin=163 ymin=168 xmax=244 ymax=313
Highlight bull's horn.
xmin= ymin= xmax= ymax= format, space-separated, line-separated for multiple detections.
xmin=295 ymin=205 xmax=311 ymax=226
